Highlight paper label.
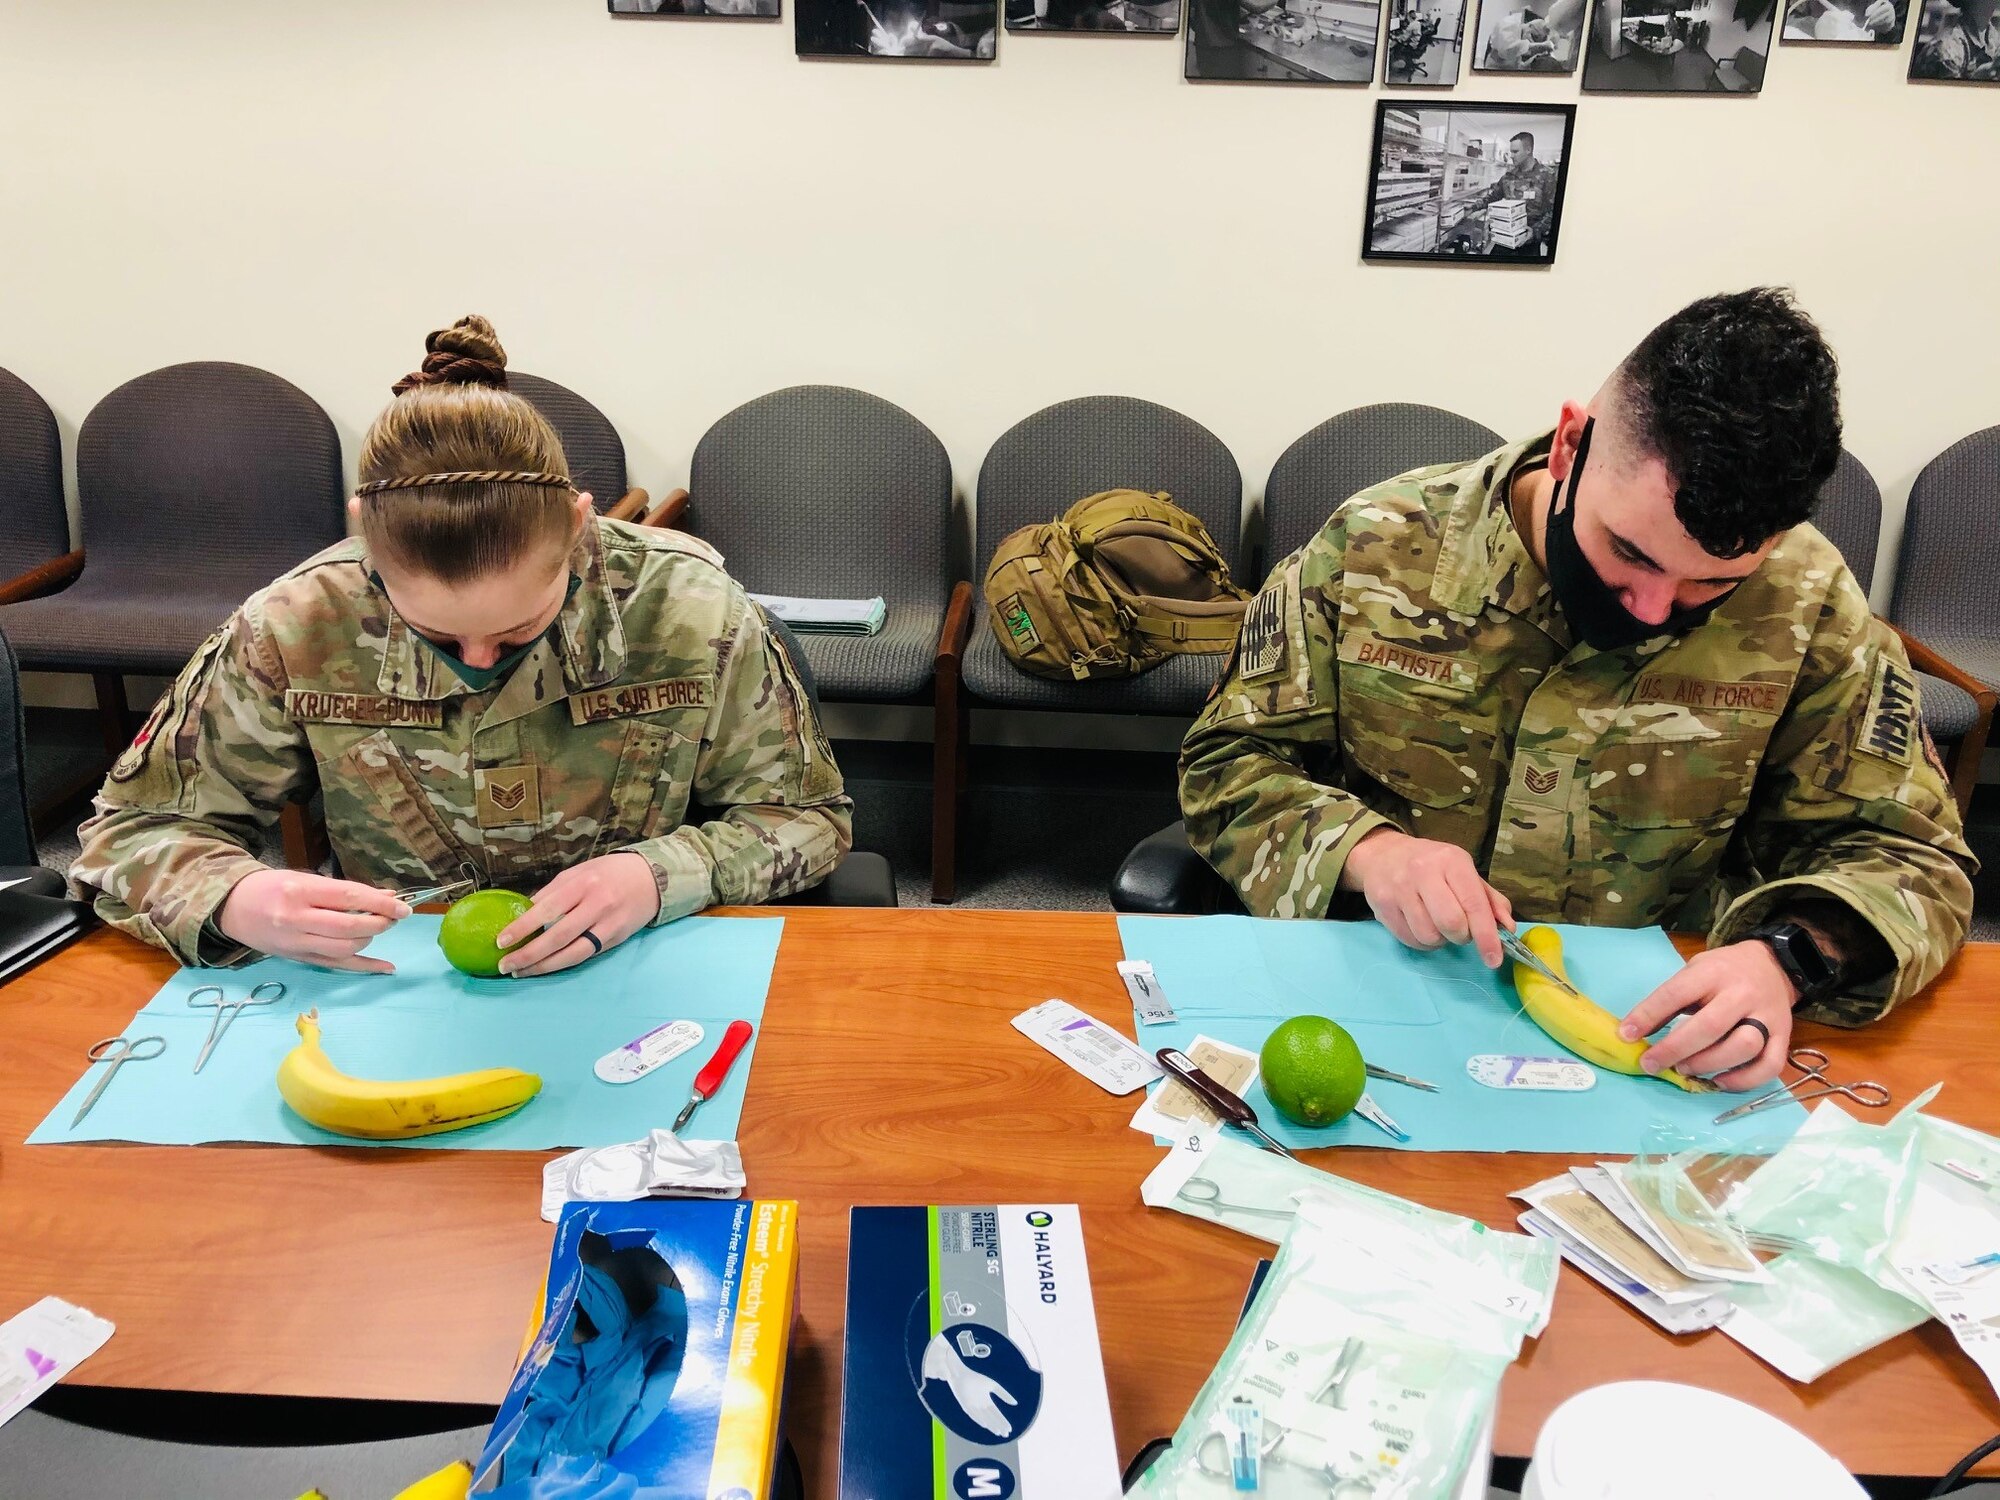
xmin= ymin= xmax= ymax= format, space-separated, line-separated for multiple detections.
xmin=1011 ymin=999 xmax=1161 ymax=1096
xmin=1467 ymin=1054 xmax=1596 ymax=1091
xmin=593 ymin=1020 xmax=705 ymax=1084
xmin=0 ymin=1297 xmax=115 ymax=1431
xmin=1148 ymin=1037 xmax=1258 ymax=1127
xmin=1117 ymin=959 xmax=1179 ymax=1027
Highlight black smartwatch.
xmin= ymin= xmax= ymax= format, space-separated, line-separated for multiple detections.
xmin=1748 ymin=921 xmax=1840 ymax=1006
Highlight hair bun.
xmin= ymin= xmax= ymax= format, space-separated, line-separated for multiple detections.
xmin=391 ymin=314 xmax=509 ymax=397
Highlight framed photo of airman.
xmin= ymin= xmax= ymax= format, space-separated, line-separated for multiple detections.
xmin=1906 ymin=0 xmax=1998 ymax=76
xmin=1582 ymin=0 xmax=1777 ymax=88
xmin=1384 ymin=0 xmax=1470 ymax=79
xmin=1363 ymin=102 xmax=1575 ymax=265
xmin=611 ymin=0 xmax=781 ymax=13
xmin=796 ymin=0 xmax=998 ymax=53
xmin=1473 ymin=0 xmax=1584 ymax=67
xmin=1782 ymin=0 xmax=1907 ymax=39
xmin=1185 ymin=0 xmax=1382 ymax=80
xmin=1008 ymin=0 xmax=1181 ymax=29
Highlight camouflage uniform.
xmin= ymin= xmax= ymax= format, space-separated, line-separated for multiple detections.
xmin=1915 ymin=11 xmax=1999 ymax=78
xmin=1465 ymin=156 xmax=1559 ymax=249
xmin=1181 ymin=434 xmax=1975 ymax=1025
xmin=70 ymin=518 xmax=854 ymax=966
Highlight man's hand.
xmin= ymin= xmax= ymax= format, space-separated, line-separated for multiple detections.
xmin=1340 ymin=828 xmax=1511 ymax=968
xmin=1617 ymin=941 xmax=1796 ymax=1091
xmin=1862 ymin=0 xmax=1896 ymax=31
xmin=496 ymin=852 xmax=663 ymax=978
xmin=216 ymin=871 xmax=410 ymax=973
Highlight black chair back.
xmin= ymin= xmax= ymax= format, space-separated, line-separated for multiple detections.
xmin=510 ymin=372 xmax=631 ymax=515
xmin=0 ymin=367 xmax=72 ymax=582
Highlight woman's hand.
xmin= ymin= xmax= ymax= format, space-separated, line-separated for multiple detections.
xmin=216 ymin=871 xmax=411 ymax=973
xmin=496 ymin=852 xmax=663 ymax=977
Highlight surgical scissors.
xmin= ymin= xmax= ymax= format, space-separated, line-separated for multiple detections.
xmin=187 ymin=980 xmax=286 ymax=1074
xmin=73 ymin=1034 xmax=166 ymax=1126
xmin=1712 ymin=1046 xmax=1892 ymax=1124
xmin=1177 ymin=1176 xmax=1299 ymax=1224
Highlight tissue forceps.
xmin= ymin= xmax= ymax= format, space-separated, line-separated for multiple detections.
xmin=1712 ymin=1046 xmax=1892 ymax=1124
xmin=187 ymin=980 xmax=286 ymax=1074
xmin=1499 ymin=926 xmax=1581 ymax=997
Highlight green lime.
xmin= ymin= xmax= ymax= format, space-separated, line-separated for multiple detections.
xmin=438 ymin=889 xmax=533 ymax=977
xmin=1259 ymin=1016 xmax=1367 ymax=1129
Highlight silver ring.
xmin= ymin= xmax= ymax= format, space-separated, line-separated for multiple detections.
xmin=580 ymin=929 xmax=603 ymax=956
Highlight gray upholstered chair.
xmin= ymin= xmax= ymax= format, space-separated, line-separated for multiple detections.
xmin=659 ymin=386 xmax=968 ymax=896
xmin=1261 ymin=402 xmax=1504 ymax=575
xmin=0 ymin=367 xmax=79 ymax=609
xmin=0 ymin=362 xmax=346 ymax=860
xmin=1111 ymin=402 xmax=1499 ymax=916
xmin=955 ymin=395 xmax=1244 ymax=901
xmin=1887 ymin=428 xmax=2000 ymax=815
xmin=508 ymin=371 xmax=650 ymax=522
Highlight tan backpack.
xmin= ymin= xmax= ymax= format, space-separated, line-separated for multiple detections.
xmin=983 ymin=489 xmax=1251 ymax=682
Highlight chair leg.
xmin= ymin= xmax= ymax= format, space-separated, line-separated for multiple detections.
xmin=931 ymin=684 xmax=962 ymax=905
xmin=92 ymin=672 xmax=132 ymax=759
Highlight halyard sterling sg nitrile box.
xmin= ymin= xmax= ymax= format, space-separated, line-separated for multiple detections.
xmin=839 ymin=1204 xmax=1122 ymax=1500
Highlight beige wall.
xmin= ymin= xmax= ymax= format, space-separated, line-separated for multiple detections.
xmin=2 ymin=1 xmax=1994 ymax=630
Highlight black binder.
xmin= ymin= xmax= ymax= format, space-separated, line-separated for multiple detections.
xmin=0 ymin=885 xmax=95 ymax=987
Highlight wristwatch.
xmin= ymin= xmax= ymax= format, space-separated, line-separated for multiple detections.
xmin=1748 ymin=921 xmax=1841 ymax=1006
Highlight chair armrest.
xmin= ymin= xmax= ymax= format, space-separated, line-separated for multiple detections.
xmin=603 ymin=487 xmax=651 ymax=523
xmin=934 ymin=579 xmax=975 ymax=670
xmin=1110 ymin=821 xmax=1243 ymax=915
xmin=641 ymin=488 xmax=690 ymax=530
xmin=0 ymin=549 xmax=83 ymax=607
xmin=1891 ymin=626 xmax=1999 ymax=710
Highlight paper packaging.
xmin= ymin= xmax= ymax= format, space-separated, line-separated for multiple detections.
xmin=0 ymin=1297 xmax=114 ymax=1432
xmin=840 ymin=1204 xmax=1122 ymax=1500
xmin=474 ymin=1198 xmax=797 ymax=1499
xmin=1011 ymin=999 xmax=1160 ymax=1096
xmin=540 ymin=1131 xmax=746 ymax=1222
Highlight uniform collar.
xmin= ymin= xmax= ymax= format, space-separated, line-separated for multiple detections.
xmin=371 ymin=519 xmax=628 ymax=705
xmin=1428 ymin=429 xmax=1570 ymax=650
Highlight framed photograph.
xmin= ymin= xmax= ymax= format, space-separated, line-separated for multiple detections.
xmin=1782 ymin=0 xmax=1907 ymax=40
xmin=1185 ymin=0 xmax=1381 ymax=80
xmin=1582 ymin=0 xmax=1776 ymax=89
xmin=1907 ymin=0 xmax=1998 ymax=76
xmin=1472 ymin=0 xmax=1584 ymax=68
xmin=795 ymin=0 xmax=998 ymax=54
xmin=1008 ymin=0 xmax=1180 ymax=30
xmin=611 ymin=0 xmax=779 ymax=12
xmin=1363 ymin=101 xmax=1575 ymax=264
xmin=1383 ymin=0 xmax=1470 ymax=78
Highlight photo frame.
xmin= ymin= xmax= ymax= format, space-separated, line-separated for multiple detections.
xmin=796 ymin=0 xmax=998 ymax=54
xmin=1781 ymin=0 xmax=1908 ymax=41
xmin=1362 ymin=100 xmax=1576 ymax=265
xmin=1472 ymin=0 xmax=1584 ymax=68
xmin=1581 ymin=0 xmax=1777 ymax=90
xmin=1185 ymin=0 xmax=1382 ymax=80
xmin=1906 ymin=0 xmax=1999 ymax=76
xmin=1384 ymin=0 xmax=1470 ymax=80
xmin=611 ymin=0 xmax=781 ymax=14
xmin=1007 ymin=0 xmax=1181 ymax=30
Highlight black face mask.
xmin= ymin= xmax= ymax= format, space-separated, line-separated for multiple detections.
xmin=1542 ymin=418 xmax=1735 ymax=653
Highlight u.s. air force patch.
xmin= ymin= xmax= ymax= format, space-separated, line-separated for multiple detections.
xmin=1855 ymin=656 xmax=1918 ymax=767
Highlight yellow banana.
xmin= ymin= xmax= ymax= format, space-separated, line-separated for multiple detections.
xmin=276 ymin=1008 xmax=542 ymax=1139
xmin=1511 ymin=926 xmax=1711 ymax=1093
xmin=392 ymin=1459 xmax=475 ymax=1500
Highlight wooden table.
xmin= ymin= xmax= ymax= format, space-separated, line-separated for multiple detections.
xmin=3 ymin=910 xmax=1998 ymax=1486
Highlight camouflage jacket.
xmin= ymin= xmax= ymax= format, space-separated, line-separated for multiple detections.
xmin=1181 ymin=434 xmax=1976 ymax=1025
xmin=71 ymin=518 xmax=854 ymax=966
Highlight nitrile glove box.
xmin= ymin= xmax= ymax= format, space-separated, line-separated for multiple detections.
xmin=474 ymin=1197 xmax=798 ymax=1499
xmin=839 ymin=1204 xmax=1122 ymax=1500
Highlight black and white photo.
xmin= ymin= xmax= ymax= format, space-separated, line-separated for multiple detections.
xmin=1473 ymin=0 xmax=1584 ymax=67
xmin=1383 ymin=0 xmax=1469 ymax=79
xmin=796 ymin=0 xmax=997 ymax=53
xmin=1583 ymin=0 xmax=1776 ymax=89
xmin=1907 ymin=0 xmax=1998 ymax=75
xmin=1782 ymin=0 xmax=1906 ymax=40
xmin=612 ymin=0 xmax=780 ymax=12
xmin=1008 ymin=0 xmax=1180 ymax=30
xmin=1185 ymin=0 xmax=1381 ymax=79
xmin=1364 ymin=102 xmax=1574 ymax=264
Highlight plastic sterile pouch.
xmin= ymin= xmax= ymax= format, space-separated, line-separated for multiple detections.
xmin=1143 ymin=1131 xmax=1561 ymax=1345
xmin=1134 ymin=1200 xmax=1520 ymax=1499
xmin=1719 ymin=1249 xmax=1929 ymax=1383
